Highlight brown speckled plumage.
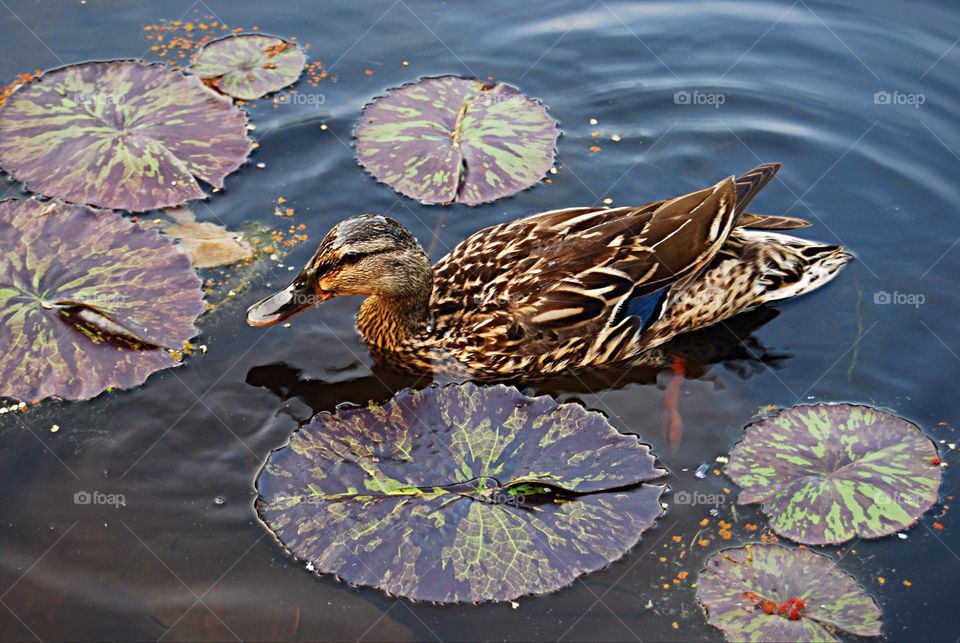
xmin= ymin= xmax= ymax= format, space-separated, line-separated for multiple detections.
xmin=248 ymin=164 xmax=850 ymax=379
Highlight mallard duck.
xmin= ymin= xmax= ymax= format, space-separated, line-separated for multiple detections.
xmin=247 ymin=163 xmax=850 ymax=378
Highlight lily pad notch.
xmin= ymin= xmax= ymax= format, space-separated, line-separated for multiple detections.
xmin=191 ymin=33 xmax=306 ymax=100
xmin=0 ymin=60 xmax=253 ymax=211
xmin=726 ymin=403 xmax=942 ymax=545
xmin=256 ymin=383 xmax=666 ymax=603
xmin=0 ymin=199 xmax=205 ymax=402
xmin=354 ymin=75 xmax=560 ymax=205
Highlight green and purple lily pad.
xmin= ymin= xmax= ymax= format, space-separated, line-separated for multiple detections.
xmin=0 ymin=60 xmax=252 ymax=211
xmin=727 ymin=403 xmax=942 ymax=545
xmin=0 ymin=199 xmax=204 ymax=402
xmin=256 ymin=383 xmax=666 ymax=603
xmin=191 ymin=34 xmax=306 ymax=100
xmin=354 ymin=76 xmax=559 ymax=205
xmin=697 ymin=544 xmax=882 ymax=642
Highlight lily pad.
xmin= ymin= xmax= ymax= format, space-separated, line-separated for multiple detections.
xmin=191 ymin=34 xmax=306 ymax=100
xmin=727 ymin=404 xmax=942 ymax=545
xmin=354 ymin=76 xmax=559 ymax=205
xmin=0 ymin=199 xmax=204 ymax=401
xmin=696 ymin=544 xmax=882 ymax=642
xmin=256 ymin=383 xmax=666 ymax=603
xmin=0 ymin=60 xmax=252 ymax=211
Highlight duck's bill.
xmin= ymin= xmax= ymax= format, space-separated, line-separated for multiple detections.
xmin=245 ymin=278 xmax=330 ymax=327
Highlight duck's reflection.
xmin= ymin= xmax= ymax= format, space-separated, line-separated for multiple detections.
xmin=246 ymin=306 xmax=788 ymax=422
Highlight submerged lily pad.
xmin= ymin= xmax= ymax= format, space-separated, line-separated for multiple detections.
xmin=0 ymin=199 xmax=204 ymax=401
xmin=354 ymin=76 xmax=559 ymax=205
xmin=727 ymin=404 xmax=942 ymax=545
xmin=256 ymin=383 xmax=665 ymax=603
xmin=143 ymin=207 xmax=254 ymax=268
xmin=0 ymin=60 xmax=252 ymax=211
xmin=191 ymin=34 xmax=306 ymax=100
xmin=697 ymin=544 xmax=882 ymax=642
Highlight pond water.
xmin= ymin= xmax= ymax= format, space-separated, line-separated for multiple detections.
xmin=1 ymin=0 xmax=958 ymax=640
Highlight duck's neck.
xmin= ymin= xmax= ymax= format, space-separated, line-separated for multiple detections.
xmin=357 ymin=284 xmax=433 ymax=350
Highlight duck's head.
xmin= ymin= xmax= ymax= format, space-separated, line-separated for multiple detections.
xmin=245 ymin=214 xmax=431 ymax=327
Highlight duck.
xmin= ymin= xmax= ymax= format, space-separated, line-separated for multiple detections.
xmin=246 ymin=163 xmax=850 ymax=379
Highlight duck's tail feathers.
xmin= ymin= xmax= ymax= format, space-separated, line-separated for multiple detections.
xmin=737 ymin=229 xmax=852 ymax=303
xmin=636 ymin=229 xmax=850 ymax=353
xmin=733 ymin=163 xmax=781 ymax=217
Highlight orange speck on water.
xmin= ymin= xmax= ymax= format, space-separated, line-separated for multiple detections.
xmin=719 ymin=529 xmax=732 ymax=540
xmin=903 ymin=580 xmax=913 ymax=587
xmin=677 ymin=571 xmax=689 ymax=580
xmin=699 ymin=518 xmax=710 ymax=527
xmin=365 ymin=69 xmax=374 ymax=76
xmin=658 ymin=556 xmax=667 ymax=563
xmin=697 ymin=539 xmax=710 ymax=547
xmin=745 ymin=523 xmax=758 ymax=531
xmin=671 ymin=535 xmax=682 ymax=543
xmin=589 ymin=145 xmax=602 ymax=152
xmin=671 ymin=622 xmax=679 ymax=630
xmin=591 ymin=131 xmax=599 ymax=139
xmin=933 ymin=522 xmax=945 ymax=530
xmin=931 ymin=457 xmax=942 ymax=465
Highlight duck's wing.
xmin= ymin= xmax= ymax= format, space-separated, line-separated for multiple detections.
xmin=432 ymin=176 xmax=740 ymax=363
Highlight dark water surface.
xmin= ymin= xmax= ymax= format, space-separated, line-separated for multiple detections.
xmin=1 ymin=0 xmax=959 ymax=641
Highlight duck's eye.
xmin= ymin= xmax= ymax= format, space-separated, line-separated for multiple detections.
xmin=340 ymin=252 xmax=362 ymax=264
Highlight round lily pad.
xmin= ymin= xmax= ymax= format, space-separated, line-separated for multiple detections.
xmin=727 ymin=404 xmax=942 ymax=545
xmin=191 ymin=34 xmax=306 ymax=100
xmin=697 ymin=544 xmax=882 ymax=642
xmin=0 ymin=199 xmax=204 ymax=401
xmin=0 ymin=60 xmax=252 ymax=211
xmin=256 ymin=383 xmax=666 ymax=603
xmin=354 ymin=75 xmax=559 ymax=205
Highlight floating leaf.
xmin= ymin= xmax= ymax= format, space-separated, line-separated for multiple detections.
xmin=0 ymin=60 xmax=252 ymax=211
xmin=191 ymin=34 xmax=306 ymax=100
xmin=142 ymin=207 xmax=254 ymax=268
xmin=727 ymin=404 xmax=942 ymax=545
xmin=256 ymin=383 xmax=665 ymax=603
xmin=697 ymin=544 xmax=882 ymax=641
xmin=354 ymin=76 xmax=559 ymax=205
xmin=0 ymin=199 xmax=204 ymax=401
